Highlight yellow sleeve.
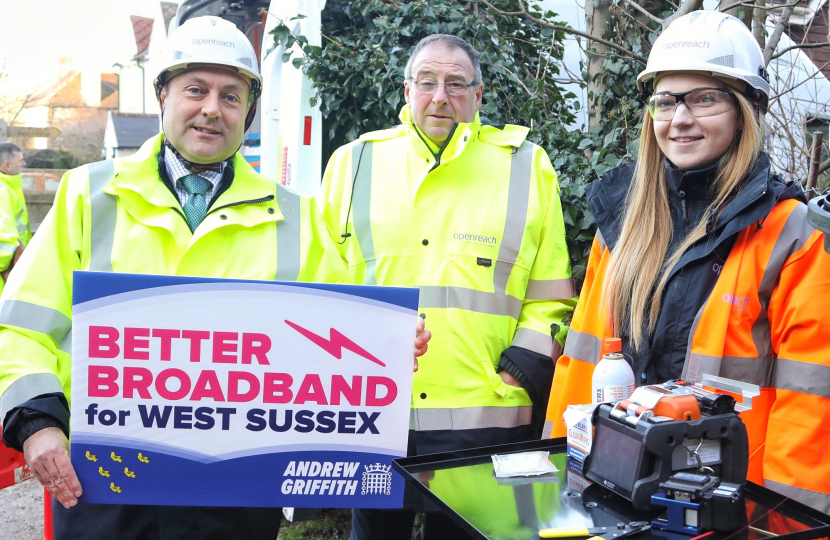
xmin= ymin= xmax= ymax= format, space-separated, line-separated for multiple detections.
xmin=513 ymin=146 xmax=577 ymax=356
xmin=0 ymin=166 xmax=88 ymax=415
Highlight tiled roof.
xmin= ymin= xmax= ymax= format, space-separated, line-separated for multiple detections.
xmin=111 ymin=113 xmax=159 ymax=148
xmin=131 ymin=15 xmax=155 ymax=55
xmin=161 ymin=2 xmax=178 ymax=33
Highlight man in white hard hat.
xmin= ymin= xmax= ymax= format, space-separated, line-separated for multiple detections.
xmin=0 ymin=16 xmax=429 ymax=539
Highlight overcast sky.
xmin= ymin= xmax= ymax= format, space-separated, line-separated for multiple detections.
xmin=2 ymin=0 xmax=177 ymax=94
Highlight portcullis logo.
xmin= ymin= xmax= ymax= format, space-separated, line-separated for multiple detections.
xmin=285 ymin=320 xmax=386 ymax=367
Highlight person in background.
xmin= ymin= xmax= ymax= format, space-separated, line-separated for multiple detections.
xmin=320 ymin=33 xmax=576 ymax=540
xmin=0 ymin=143 xmax=31 ymax=293
xmin=545 ymin=10 xmax=830 ymax=513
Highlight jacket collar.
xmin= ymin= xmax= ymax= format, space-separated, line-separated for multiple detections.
xmin=104 ymin=134 xmax=281 ymax=237
xmin=589 ymin=153 xmax=799 ymax=253
xmin=0 ymin=171 xmax=22 ymax=190
xmin=395 ymin=105 xmax=529 ymax=165
xmin=665 ymin=160 xmax=719 ymax=201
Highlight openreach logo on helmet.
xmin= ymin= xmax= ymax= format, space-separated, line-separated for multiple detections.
xmin=193 ymin=38 xmax=235 ymax=48
xmin=663 ymin=40 xmax=710 ymax=49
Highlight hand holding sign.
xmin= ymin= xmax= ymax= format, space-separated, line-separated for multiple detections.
xmin=413 ymin=316 xmax=430 ymax=372
xmin=23 ymin=427 xmax=82 ymax=508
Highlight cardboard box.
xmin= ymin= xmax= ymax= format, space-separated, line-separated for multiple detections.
xmin=563 ymin=404 xmax=596 ymax=462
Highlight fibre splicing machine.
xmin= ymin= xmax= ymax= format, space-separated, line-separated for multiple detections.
xmin=580 ymin=376 xmax=759 ymax=536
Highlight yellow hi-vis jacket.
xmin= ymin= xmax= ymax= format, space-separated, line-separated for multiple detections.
xmin=0 ymin=171 xmax=31 ymax=295
xmin=0 ymin=134 xmax=348 ymax=424
xmin=546 ymin=198 xmax=830 ymax=513
xmin=319 ymin=106 xmax=576 ymax=450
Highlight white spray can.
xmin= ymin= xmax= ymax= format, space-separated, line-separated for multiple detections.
xmin=591 ymin=337 xmax=635 ymax=404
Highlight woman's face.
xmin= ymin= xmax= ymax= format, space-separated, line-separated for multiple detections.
xmin=652 ymin=73 xmax=740 ymax=171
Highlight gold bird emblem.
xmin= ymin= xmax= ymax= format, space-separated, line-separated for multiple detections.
xmin=110 ymin=452 xmax=122 ymax=463
xmin=109 ymin=482 xmax=122 ymax=493
xmin=137 ymin=453 xmax=150 ymax=464
xmin=124 ymin=467 xmax=136 ymax=479
xmin=85 ymin=451 xmax=97 ymax=462
xmin=98 ymin=467 xmax=110 ymax=478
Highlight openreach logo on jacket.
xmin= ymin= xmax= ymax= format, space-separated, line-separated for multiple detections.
xmin=453 ymin=232 xmax=498 ymax=248
xmin=70 ymin=272 xmax=418 ymax=509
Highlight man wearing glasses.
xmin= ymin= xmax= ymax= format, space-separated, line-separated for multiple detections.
xmin=319 ymin=34 xmax=576 ymax=540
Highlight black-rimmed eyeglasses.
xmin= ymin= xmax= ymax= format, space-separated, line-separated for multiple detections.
xmin=647 ymin=87 xmax=737 ymax=121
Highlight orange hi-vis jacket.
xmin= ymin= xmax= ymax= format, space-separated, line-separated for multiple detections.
xmin=546 ymin=190 xmax=830 ymax=513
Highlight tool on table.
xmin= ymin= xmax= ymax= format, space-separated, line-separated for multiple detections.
xmin=539 ymin=521 xmax=651 ymax=539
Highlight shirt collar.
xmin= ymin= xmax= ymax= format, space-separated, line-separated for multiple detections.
xmin=163 ymin=143 xmax=225 ymax=187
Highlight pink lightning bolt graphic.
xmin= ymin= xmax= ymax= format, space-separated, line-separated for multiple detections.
xmin=284 ymin=320 xmax=386 ymax=367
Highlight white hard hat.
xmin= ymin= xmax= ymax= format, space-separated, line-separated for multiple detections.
xmin=637 ymin=11 xmax=769 ymax=108
xmin=153 ymin=16 xmax=262 ymax=104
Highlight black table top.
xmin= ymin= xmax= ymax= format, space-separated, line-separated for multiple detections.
xmin=393 ymin=438 xmax=830 ymax=540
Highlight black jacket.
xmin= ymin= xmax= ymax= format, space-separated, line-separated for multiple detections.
xmin=587 ymin=153 xmax=806 ymax=384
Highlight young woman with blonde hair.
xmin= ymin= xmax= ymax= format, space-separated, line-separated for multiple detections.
xmin=546 ymin=10 xmax=830 ymax=512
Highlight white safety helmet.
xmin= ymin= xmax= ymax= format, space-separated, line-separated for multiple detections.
xmin=637 ymin=11 xmax=769 ymax=109
xmin=154 ymin=16 xmax=262 ymax=129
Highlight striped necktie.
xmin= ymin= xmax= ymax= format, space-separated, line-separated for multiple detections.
xmin=179 ymin=174 xmax=212 ymax=232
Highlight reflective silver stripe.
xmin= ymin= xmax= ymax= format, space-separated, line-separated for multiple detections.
xmin=684 ymin=353 xmax=773 ymax=388
xmin=409 ymin=406 xmax=531 ymax=431
xmin=16 ymin=206 xmax=26 ymax=234
xmin=275 ymin=184 xmax=301 ymax=282
xmin=88 ymin=160 xmax=116 ymax=272
xmin=596 ymin=229 xmax=606 ymax=251
xmin=0 ymin=243 xmax=16 ymax=254
xmin=60 ymin=332 xmax=72 ymax=354
xmin=418 ymin=285 xmax=522 ymax=318
xmin=494 ymin=142 xmax=533 ymax=295
xmin=764 ymin=479 xmax=830 ymax=514
xmin=351 ymin=143 xmax=377 ymax=286
xmin=752 ymin=203 xmax=813 ymax=363
xmin=512 ymin=327 xmax=553 ymax=356
xmin=0 ymin=372 xmax=64 ymax=423
xmin=541 ymin=419 xmax=554 ymax=439
xmin=683 ymin=353 xmax=721 ymax=385
xmin=719 ymin=355 xmax=773 ymax=388
xmin=0 ymin=300 xmax=71 ymax=345
xmin=774 ymin=358 xmax=830 ymax=398
xmin=682 ymin=299 xmax=710 ymax=382
xmin=562 ymin=328 xmax=601 ymax=365
xmin=525 ymin=277 xmax=577 ymax=300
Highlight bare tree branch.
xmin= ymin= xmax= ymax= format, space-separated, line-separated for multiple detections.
xmin=663 ymin=0 xmax=704 ymax=29
xmin=752 ymin=0 xmax=766 ymax=47
xmin=764 ymin=5 xmax=796 ymax=64
xmin=769 ymin=57 xmax=830 ymax=99
xmin=719 ymin=0 xmax=798 ymax=14
xmin=479 ymin=0 xmax=648 ymax=64
xmin=770 ymin=41 xmax=830 ymax=61
xmin=619 ymin=0 xmax=663 ymax=25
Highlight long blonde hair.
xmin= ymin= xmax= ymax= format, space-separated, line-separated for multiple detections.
xmin=606 ymin=91 xmax=763 ymax=350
